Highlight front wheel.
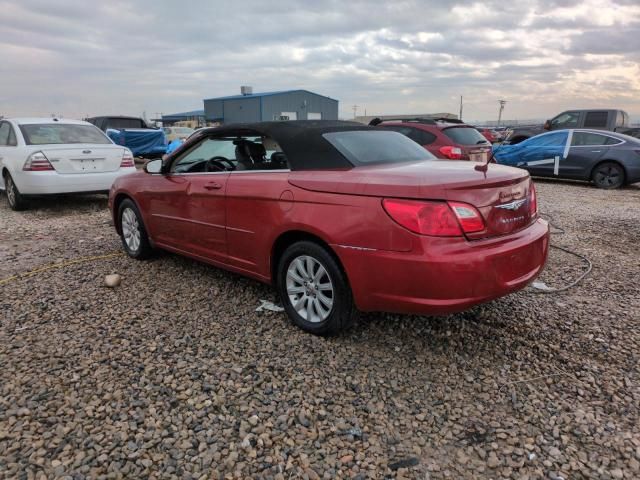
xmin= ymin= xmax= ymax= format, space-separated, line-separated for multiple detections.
xmin=118 ymin=199 xmax=153 ymax=259
xmin=277 ymin=241 xmax=355 ymax=336
xmin=592 ymin=162 xmax=625 ymax=189
xmin=4 ymin=173 xmax=28 ymax=211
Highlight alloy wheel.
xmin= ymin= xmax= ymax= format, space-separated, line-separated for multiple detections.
xmin=6 ymin=176 xmax=16 ymax=207
xmin=594 ymin=165 xmax=622 ymax=188
xmin=121 ymin=207 xmax=141 ymax=252
xmin=286 ymin=255 xmax=334 ymax=323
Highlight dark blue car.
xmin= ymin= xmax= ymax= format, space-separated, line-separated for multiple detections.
xmin=494 ymin=129 xmax=640 ymax=189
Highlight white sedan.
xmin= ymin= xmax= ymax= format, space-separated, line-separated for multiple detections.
xmin=0 ymin=118 xmax=137 ymax=210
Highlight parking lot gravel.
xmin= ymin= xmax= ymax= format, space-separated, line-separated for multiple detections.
xmin=1 ymin=180 xmax=639 ymax=479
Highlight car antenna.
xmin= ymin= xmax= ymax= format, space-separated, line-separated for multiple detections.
xmin=475 ymin=138 xmax=507 ymax=172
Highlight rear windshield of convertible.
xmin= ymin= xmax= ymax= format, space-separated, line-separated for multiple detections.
xmin=20 ymin=124 xmax=112 ymax=145
xmin=323 ymin=130 xmax=435 ymax=165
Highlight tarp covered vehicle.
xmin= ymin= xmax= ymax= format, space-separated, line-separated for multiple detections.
xmin=87 ymin=116 xmax=167 ymax=158
xmin=106 ymin=128 xmax=166 ymax=158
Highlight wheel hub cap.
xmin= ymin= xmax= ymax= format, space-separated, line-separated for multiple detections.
xmin=6 ymin=179 xmax=15 ymax=205
xmin=121 ymin=207 xmax=141 ymax=252
xmin=286 ymin=255 xmax=334 ymax=323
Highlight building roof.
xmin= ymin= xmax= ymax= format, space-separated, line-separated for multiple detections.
xmin=204 ymin=89 xmax=337 ymax=102
xmin=162 ymin=110 xmax=205 ymax=120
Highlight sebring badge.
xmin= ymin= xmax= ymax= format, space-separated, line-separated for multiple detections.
xmin=495 ymin=198 xmax=527 ymax=211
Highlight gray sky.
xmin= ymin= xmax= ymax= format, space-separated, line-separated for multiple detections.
xmin=1 ymin=0 xmax=639 ymax=122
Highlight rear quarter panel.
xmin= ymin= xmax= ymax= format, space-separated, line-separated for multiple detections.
xmin=225 ymin=172 xmax=416 ymax=281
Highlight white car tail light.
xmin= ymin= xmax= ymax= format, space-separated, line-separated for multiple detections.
xmin=120 ymin=149 xmax=135 ymax=168
xmin=23 ymin=151 xmax=54 ymax=171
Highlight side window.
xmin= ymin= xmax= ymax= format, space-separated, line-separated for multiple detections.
xmin=8 ymin=126 xmax=17 ymax=146
xmin=584 ymin=112 xmax=608 ymax=128
xmin=571 ymin=132 xmax=611 ymax=146
xmin=550 ymin=112 xmax=580 ymax=129
xmin=407 ymin=128 xmax=437 ymax=145
xmin=528 ymin=132 xmax=567 ymax=147
xmin=0 ymin=122 xmax=10 ymax=146
xmin=171 ymin=137 xmax=237 ymax=173
xmin=605 ymin=136 xmax=623 ymax=145
xmin=381 ymin=126 xmax=413 ymax=136
xmin=381 ymin=126 xmax=436 ymax=146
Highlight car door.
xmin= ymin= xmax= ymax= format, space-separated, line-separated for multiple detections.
xmin=225 ymin=146 xmax=291 ymax=279
xmin=563 ymin=131 xmax=612 ymax=179
xmin=521 ymin=131 xmax=568 ymax=177
xmin=158 ymin=136 xmax=234 ymax=262
xmin=548 ymin=111 xmax=582 ymax=131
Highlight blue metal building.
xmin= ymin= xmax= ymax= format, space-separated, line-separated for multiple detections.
xmin=203 ymin=89 xmax=338 ymax=124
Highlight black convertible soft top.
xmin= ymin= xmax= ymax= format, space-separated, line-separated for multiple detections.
xmin=187 ymin=120 xmax=372 ymax=170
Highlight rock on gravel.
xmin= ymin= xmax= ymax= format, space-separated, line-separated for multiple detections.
xmin=1 ymin=183 xmax=640 ymax=479
xmin=104 ymin=273 xmax=122 ymax=288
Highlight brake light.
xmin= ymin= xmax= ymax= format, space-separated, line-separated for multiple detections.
xmin=449 ymin=201 xmax=485 ymax=233
xmin=439 ymin=146 xmax=463 ymax=160
xmin=529 ymin=181 xmax=538 ymax=217
xmin=120 ymin=149 xmax=134 ymax=168
xmin=383 ymin=199 xmax=463 ymax=236
xmin=23 ymin=151 xmax=54 ymax=171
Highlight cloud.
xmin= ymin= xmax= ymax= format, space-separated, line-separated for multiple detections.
xmin=0 ymin=0 xmax=638 ymax=122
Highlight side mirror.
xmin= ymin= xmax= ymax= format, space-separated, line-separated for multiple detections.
xmin=144 ymin=159 xmax=163 ymax=174
xmin=543 ymin=120 xmax=551 ymax=130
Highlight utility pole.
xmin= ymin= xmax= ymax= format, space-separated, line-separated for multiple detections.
xmin=459 ymin=95 xmax=463 ymax=121
xmin=352 ymin=105 xmax=359 ymax=119
xmin=498 ymin=100 xmax=506 ymax=126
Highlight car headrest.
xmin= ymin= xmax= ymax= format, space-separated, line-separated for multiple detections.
xmin=246 ymin=142 xmax=266 ymax=161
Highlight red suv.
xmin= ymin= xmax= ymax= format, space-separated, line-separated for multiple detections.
xmin=373 ymin=118 xmax=492 ymax=162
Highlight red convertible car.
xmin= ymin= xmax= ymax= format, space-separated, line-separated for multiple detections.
xmin=109 ymin=121 xmax=549 ymax=335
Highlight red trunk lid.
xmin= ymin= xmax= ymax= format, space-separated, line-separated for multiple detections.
xmin=289 ymin=161 xmax=535 ymax=238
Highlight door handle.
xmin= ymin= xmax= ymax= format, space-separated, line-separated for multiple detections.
xmin=203 ymin=182 xmax=222 ymax=190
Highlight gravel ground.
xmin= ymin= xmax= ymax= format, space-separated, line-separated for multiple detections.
xmin=1 ymin=181 xmax=639 ymax=480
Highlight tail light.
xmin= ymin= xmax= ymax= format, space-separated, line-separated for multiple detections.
xmin=23 ymin=151 xmax=54 ymax=171
xmin=120 ymin=149 xmax=134 ymax=168
xmin=449 ymin=202 xmax=485 ymax=233
xmin=382 ymin=199 xmax=485 ymax=236
xmin=529 ymin=181 xmax=538 ymax=217
xmin=439 ymin=146 xmax=463 ymax=159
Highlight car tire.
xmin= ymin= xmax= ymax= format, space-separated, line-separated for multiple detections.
xmin=4 ymin=172 xmax=27 ymax=211
xmin=118 ymin=198 xmax=153 ymax=259
xmin=277 ymin=241 xmax=355 ymax=336
xmin=592 ymin=161 xmax=625 ymax=189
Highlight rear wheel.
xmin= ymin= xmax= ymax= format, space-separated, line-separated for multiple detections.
xmin=277 ymin=241 xmax=355 ymax=336
xmin=592 ymin=162 xmax=624 ymax=189
xmin=4 ymin=172 xmax=27 ymax=211
xmin=118 ymin=199 xmax=153 ymax=259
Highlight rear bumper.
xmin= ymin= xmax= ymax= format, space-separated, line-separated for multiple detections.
xmin=335 ymin=218 xmax=550 ymax=315
xmin=11 ymin=168 xmax=136 ymax=195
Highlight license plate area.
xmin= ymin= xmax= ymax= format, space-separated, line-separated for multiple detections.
xmin=493 ymin=243 xmax=542 ymax=285
xmin=72 ymin=158 xmax=105 ymax=171
xmin=469 ymin=152 xmax=488 ymax=162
